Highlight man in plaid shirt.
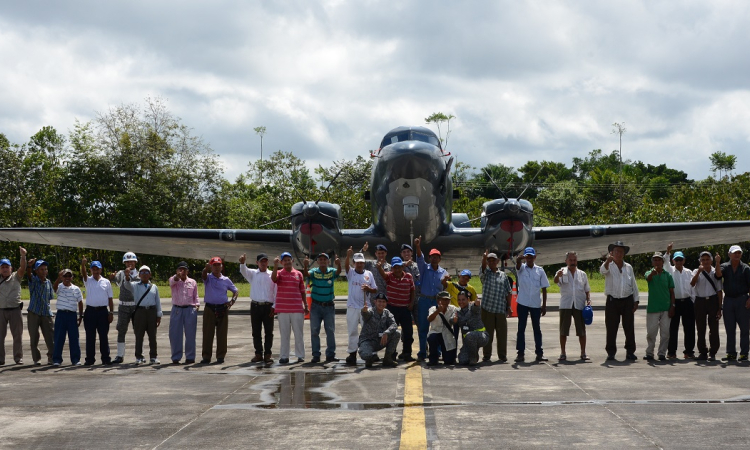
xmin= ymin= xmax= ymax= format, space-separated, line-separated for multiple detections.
xmin=480 ymin=251 xmax=512 ymax=363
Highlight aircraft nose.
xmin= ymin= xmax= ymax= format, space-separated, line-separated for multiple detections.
xmin=506 ymin=200 xmax=520 ymax=214
xmin=303 ymin=202 xmax=320 ymax=218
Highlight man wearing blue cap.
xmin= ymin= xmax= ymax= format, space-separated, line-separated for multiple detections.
xmin=515 ymin=247 xmax=550 ymax=362
xmin=302 ymin=252 xmax=342 ymax=363
xmin=0 ymin=247 xmax=26 ymax=365
xmin=81 ymin=256 xmax=114 ymax=365
xmin=664 ymin=243 xmax=696 ymax=359
xmin=240 ymin=253 xmax=276 ymax=365
xmin=361 ymin=242 xmax=391 ymax=297
xmin=25 ymin=257 xmax=55 ymax=365
xmin=376 ymin=256 xmax=416 ymax=361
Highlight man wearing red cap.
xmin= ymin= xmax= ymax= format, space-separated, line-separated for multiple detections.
xmin=414 ymin=236 xmax=450 ymax=362
xmin=200 ymin=257 xmax=238 ymax=364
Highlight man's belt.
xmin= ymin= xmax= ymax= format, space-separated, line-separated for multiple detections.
xmin=697 ymin=294 xmax=719 ymax=301
xmin=205 ymin=302 xmax=229 ymax=309
xmin=173 ymin=304 xmax=196 ymax=309
xmin=119 ymin=302 xmax=135 ymax=306
xmin=675 ymin=298 xmax=691 ymax=301
xmin=138 ymin=305 xmax=156 ymax=310
xmin=312 ymin=299 xmax=334 ymax=306
xmin=86 ymin=305 xmax=108 ymax=310
xmin=609 ymin=295 xmax=633 ymax=301
xmin=0 ymin=304 xmax=22 ymax=310
xmin=251 ymin=300 xmax=272 ymax=305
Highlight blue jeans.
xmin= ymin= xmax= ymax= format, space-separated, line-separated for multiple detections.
xmin=310 ymin=302 xmax=336 ymax=358
xmin=169 ymin=306 xmax=198 ymax=361
xmin=52 ymin=310 xmax=80 ymax=364
xmin=417 ymin=296 xmax=437 ymax=358
xmin=516 ymin=303 xmax=543 ymax=356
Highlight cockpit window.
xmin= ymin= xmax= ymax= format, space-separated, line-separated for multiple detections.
xmin=380 ymin=131 xmax=441 ymax=149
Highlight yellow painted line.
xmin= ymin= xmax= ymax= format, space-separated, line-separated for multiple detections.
xmin=399 ymin=364 xmax=427 ymax=449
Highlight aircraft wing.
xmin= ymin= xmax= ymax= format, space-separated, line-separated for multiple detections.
xmin=0 ymin=228 xmax=292 ymax=263
xmin=532 ymin=221 xmax=750 ymax=266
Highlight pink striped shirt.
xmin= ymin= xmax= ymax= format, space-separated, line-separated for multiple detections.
xmin=273 ymin=268 xmax=306 ymax=313
xmin=170 ymin=276 xmax=200 ymax=307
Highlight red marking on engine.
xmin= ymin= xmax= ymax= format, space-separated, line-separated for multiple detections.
xmin=300 ymin=223 xmax=323 ymax=235
xmin=500 ymin=220 xmax=523 ymax=233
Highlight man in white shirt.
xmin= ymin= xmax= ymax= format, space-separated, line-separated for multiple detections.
xmin=515 ymin=247 xmax=550 ymax=363
xmin=691 ymin=251 xmax=723 ymax=361
xmin=426 ymin=292 xmax=459 ymax=366
xmin=600 ymin=241 xmax=640 ymax=361
xmin=554 ymin=251 xmax=591 ymax=361
xmin=239 ymin=253 xmax=277 ymax=364
xmin=81 ymin=257 xmax=114 ymax=366
xmin=344 ymin=247 xmax=377 ymax=366
xmin=52 ymin=269 xmax=84 ymax=366
xmin=664 ymin=243 xmax=696 ymax=359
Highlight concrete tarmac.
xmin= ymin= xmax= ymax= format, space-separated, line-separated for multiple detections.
xmin=2 ymin=296 xmax=750 ymax=449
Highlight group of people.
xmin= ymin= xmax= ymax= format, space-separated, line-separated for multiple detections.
xmin=1 ymin=237 xmax=748 ymax=368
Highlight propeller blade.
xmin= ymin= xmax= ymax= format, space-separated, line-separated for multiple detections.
xmin=517 ymin=163 xmax=545 ymax=200
xmin=258 ymin=212 xmax=302 ymax=228
xmin=316 ymin=166 xmax=346 ymax=204
xmin=483 ymin=168 xmax=509 ymax=201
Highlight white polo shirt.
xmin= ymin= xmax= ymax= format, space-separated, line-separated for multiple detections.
xmin=84 ymin=276 xmax=113 ymax=307
xmin=664 ymin=254 xmax=695 ymax=301
xmin=346 ymin=268 xmax=377 ymax=309
xmin=517 ymin=263 xmax=550 ymax=308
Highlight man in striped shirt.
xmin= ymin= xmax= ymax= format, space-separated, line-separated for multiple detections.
xmin=272 ymin=252 xmax=308 ymax=364
xmin=52 ymin=269 xmax=83 ymax=366
xmin=26 ymin=258 xmax=55 ymax=365
xmin=376 ymin=257 xmax=415 ymax=361
xmin=303 ymin=253 xmax=342 ymax=363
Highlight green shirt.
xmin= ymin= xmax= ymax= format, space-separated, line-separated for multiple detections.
xmin=645 ymin=269 xmax=674 ymax=313
xmin=308 ymin=267 xmax=337 ymax=302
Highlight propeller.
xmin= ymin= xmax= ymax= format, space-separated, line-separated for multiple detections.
xmin=517 ymin=163 xmax=545 ymax=200
xmin=483 ymin=168 xmax=509 ymax=201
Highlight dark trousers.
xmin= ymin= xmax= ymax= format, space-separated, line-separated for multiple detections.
xmin=202 ymin=304 xmax=229 ymax=361
xmin=427 ymin=333 xmax=456 ymax=364
xmin=387 ymin=305 xmax=414 ymax=357
xmin=133 ymin=308 xmax=158 ymax=359
xmin=694 ymin=295 xmax=720 ymax=356
xmin=251 ymin=302 xmax=274 ymax=355
xmin=605 ymin=295 xmax=636 ymax=356
xmin=668 ymin=298 xmax=695 ymax=356
xmin=723 ymin=295 xmax=750 ymax=356
xmin=516 ymin=303 xmax=543 ymax=356
xmin=83 ymin=307 xmax=111 ymax=364
xmin=52 ymin=310 xmax=80 ymax=364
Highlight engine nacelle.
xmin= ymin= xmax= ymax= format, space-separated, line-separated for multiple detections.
xmin=481 ymin=198 xmax=534 ymax=260
xmin=290 ymin=201 xmax=343 ymax=259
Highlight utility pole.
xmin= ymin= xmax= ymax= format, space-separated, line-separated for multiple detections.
xmin=254 ymin=126 xmax=266 ymax=184
xmin=612 ymin=122 xmax=626 ymax=202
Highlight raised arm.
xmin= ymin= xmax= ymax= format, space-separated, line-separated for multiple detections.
xmin=334 ymin=257 xmax=342 ymax=276
xmin=344 ymin=246 xmax=353 ymax=274
xmin=17 ymin=247 xmax=27 ymax=281
xmin=80 ymin=256 xmax=89 ymax=282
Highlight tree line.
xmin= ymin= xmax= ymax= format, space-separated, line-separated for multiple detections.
xmin=1 ymin=98 xmax=747 ymax=279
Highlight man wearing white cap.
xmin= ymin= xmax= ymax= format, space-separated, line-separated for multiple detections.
xmin=122 ymin=265 xmax=162 ymax=364
xmin=715 ymin=245 xmax=750 ymax=361
xmin=344 ymin=247 xmax=377 ymax=365
xmin=110 ymin=252 xmax=140 ymax=364
xmin=664 ymin=243 xmax=696 ymax=359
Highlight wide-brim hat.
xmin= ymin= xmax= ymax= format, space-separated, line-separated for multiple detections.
xmin=608 ymin=241 xmax=630 ymax=254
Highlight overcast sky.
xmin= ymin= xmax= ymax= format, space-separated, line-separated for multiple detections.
xmin=2 ymin=1 xmax=749 ymax=182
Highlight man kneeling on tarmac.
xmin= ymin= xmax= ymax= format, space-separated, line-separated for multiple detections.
xmin=358 ymin=293 xmax=401 ymax=368
xmin=456 ymin=290 xmax=489 ymax=366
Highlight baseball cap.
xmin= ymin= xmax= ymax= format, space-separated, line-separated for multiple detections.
xmin=374 ymin=292 xmax=387 ymax=300
xmin=0 ymin=258 xmax=10 ymax=267
xmin=61 ymin=268 xmax=73 ymax=276
xmin=699 ymin=251 xmax=712 ymax=259
xmin=317 ymin=253 xmax=330 ymax=260
xmin=375 ymin=244 xmax=388 ymax=252
xmin=256 ymin=253 xmax=269 ymax=262
xmin=429 ymin=249 xmax=441 ymax=256
xmin=460 ymin=269 xmax=472 ymax=277
xmin=401 ymin=244 xmax=413 ymax=252
xmin=652 ymin=252 xmax=664 ymax=260
xmin=524 ymin=247 xmax=536 ymax=256
xmin=139 ymin=265 xmax=151 ymax=273
xmin=176 ymin=261 xmax=189 ymax=269
xmin=486 ymin=253 xmax=498 ymax=260
xmin=33 ymin=260 xmax=48 ymax=270
xmin=209 ymin=256 xmax=223 ymax=265
xmin=280 ymin=252 xmax=293 ymax=260
xmin=90 ymin=261 xmax=103 ymax=269
xmin=729 ymin=245 xmax=743 ymax=254
xmin=437 ymin=291 xmax=451 ymax=299
xmin=672 ymin=251 xmax=685 ymax=260
xmin=353 ymin=253 xmax=365 ymax=262
xmin=390 ymin=257 xmax=403 ymax=267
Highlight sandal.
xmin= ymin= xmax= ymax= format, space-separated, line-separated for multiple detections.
xmin=558 ymin=354 xmax=567 ymax=361
xmin=580 ymin=354 xmax=590 ymax=361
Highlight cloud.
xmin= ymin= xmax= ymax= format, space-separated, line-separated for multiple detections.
xmin=1 ymin=0 xmax=749 ymax=184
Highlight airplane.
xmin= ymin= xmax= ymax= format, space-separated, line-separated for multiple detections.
xmin=2 ymin=125 xmax=750 ymax=271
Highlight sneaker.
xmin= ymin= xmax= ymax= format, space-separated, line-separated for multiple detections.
xmin=684 ymin=353 xmax=695 ymax=359
xmin=515 ymin=354 xmax=525 ymax=363
xmin=325 ymin=356 xmax=340 ymax=363
xmin=185 ymin=359 xmax=195 ymax=364
xmin=626 ymin=353 xmax=637 ymax=360
xmin=738 ymin=354 xmax=748 ymax=362
xmin=53 ymin=362 xmax=61 ymax=367
xmin=345 ymin=352 xmax=357 ymax=366
xmin=73 ymin=361 xmax=82 ymax=366
xmin=136 ymin=358 xmax=147 ymax=364
xmin=15 ymin=359 xmax=23 ymax=365
xmin=297 ymin=358 xmax=305 ymax=363
xmin=150 ymin=358 xmax=160 ymax=364
xmin=707 ymin=354 xmax=716 ymax=361
xmin=279 ymin=358 xmax=289 ymax=364
xmin=416 ymin=355 xmax=426 ymax=362
xmin=536 ymin=355 xmax=548 ymax=362
xmin=581 ymin=354 xmax=591 ymax=361
xmin=34 ymin=360 xmax=41 ymax=366
xmin=112 ymin=356 xmax=124 ymax=364
xmin=724 ymin=354 xmax=737 ymax=361
xmin=667 ymin=354 xmax=677 ymax=360
xmin=172 ymin=360 xmax=181 ymax=364
xmin=251 ymin=354 xmax=264 ymax=363
xmin=643 ymin=354 xmax=654 ymax=361
xmin=311 ymin=356 xmax=321 ymax=363
xmin=658 ymin=355 xmax=667 ymax=361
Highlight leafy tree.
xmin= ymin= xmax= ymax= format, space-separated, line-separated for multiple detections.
xmin=425 ymin=112 xmax=455 ymax=150
xmin=254 ymin=126 xmax=266 ymax=183
xmin=709 ymin=151 xmax=737 ymax=179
